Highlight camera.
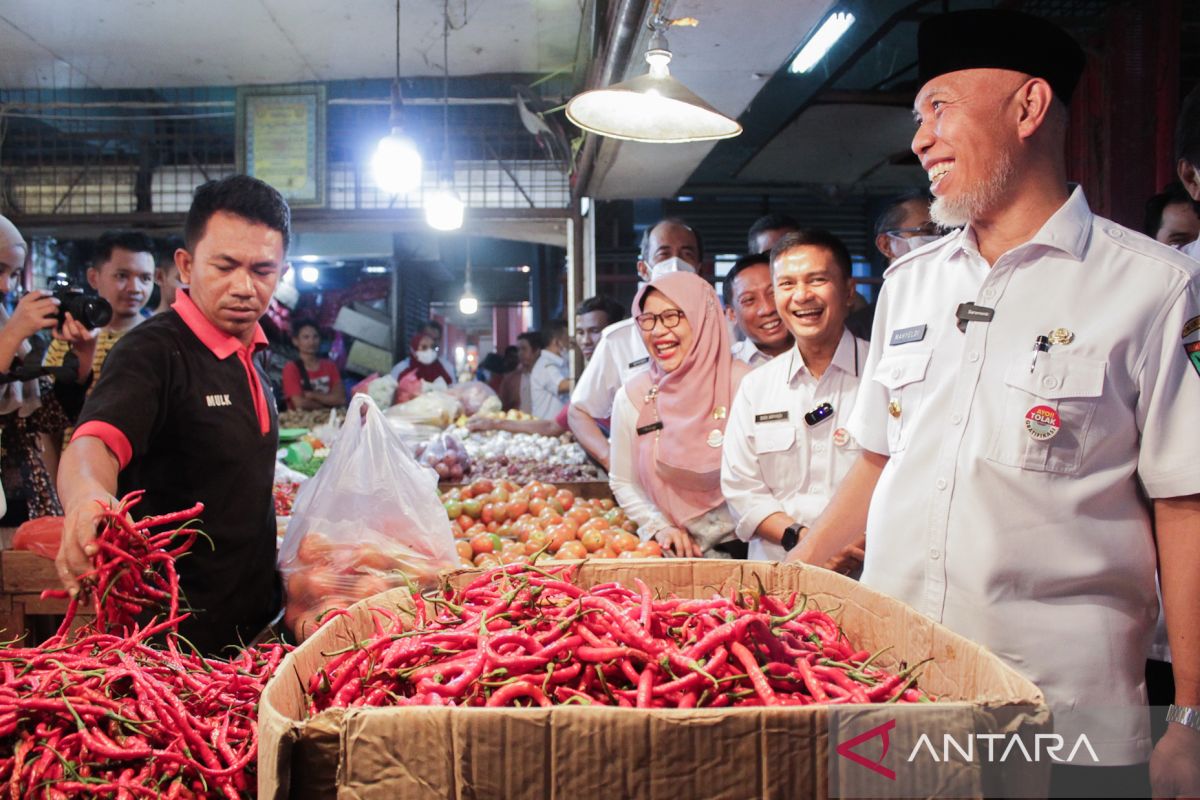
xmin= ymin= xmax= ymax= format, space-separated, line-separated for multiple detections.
xmin=51 ymin=277 xmax=111 ymax=330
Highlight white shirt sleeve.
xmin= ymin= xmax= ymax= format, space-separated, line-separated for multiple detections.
xmin=1136 ymin=275 xmax=1200 ymax=498
xmin=608 ymin=389 xmax=673 ymax=539
xmin=846 ymin=283 xmax=891 ymax=455
xmin=570 ymin=333 xmax=622 ymax=419
xmin=720 ymin=380 xmax=788 ymax=542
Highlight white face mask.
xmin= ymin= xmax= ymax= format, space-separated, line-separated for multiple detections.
xmin=648 ymin=256 xmax=697 ymax=281
xmin=887 ymin=234 xmax=941 ymax=258
xmin=414 ymin=348 xmax=438 ymax=365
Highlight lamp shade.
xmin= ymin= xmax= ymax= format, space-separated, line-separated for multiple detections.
xmin=566 ymin=48 xmax=741 ymax=143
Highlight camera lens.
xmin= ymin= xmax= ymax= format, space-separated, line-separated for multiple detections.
xmin=58 ymin=292 xmax=113 ymax=330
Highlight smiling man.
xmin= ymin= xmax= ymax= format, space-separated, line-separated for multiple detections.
xmin=788 ymin=9 xmax=1200 ymax=796
xmin=722 ymin=252 xmax=792 ymax=366
xmin=721 ymin=230 xmax=867 ymax=565
xmin=56 ymin=175 xmax=289 ymax=655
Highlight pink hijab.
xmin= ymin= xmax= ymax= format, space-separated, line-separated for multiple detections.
xmin=624 ymin=272 xmax=748 ymax=527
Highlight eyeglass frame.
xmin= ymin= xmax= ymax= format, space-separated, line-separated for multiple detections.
xmin=884 ymin=223 xmax=941 ymax=239
xmin=635 ymin=309 xmax=686 ymax=332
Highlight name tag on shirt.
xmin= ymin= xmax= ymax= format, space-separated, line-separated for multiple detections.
xmin=636 ymin=421 xmax=663 ymax=436
xmin=628 ymin=357 xmax=650 ymax=369
xmin=889 ymin=324 xmax=927 ymax=346
xmin=754 ymin=411 xmax=789 ymax=423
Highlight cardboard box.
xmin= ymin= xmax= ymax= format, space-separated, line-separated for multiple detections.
xmin=345 ymin=340 xmax=393 ymax=377
xmin=259 ymin=561 xmax=1050 ymax=799
xmin=333 ymin=305 xmax=392 ymax=351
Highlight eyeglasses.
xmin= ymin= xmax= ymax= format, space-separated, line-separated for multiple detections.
xmin=885 ymin=222 xmax=941 ymax=239
xmin=635 ymin=309 xmax=686 ymax=331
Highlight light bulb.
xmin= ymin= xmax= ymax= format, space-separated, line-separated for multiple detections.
xmin=425 ymin=184 xmax=465 ymax=231
xmin=371 ymin=130 xmax=423 ymax=195
xmin=299 ymin=266 xmax=320 ymax=283
xmin=459 ymin=290 xmax=478 ymax=315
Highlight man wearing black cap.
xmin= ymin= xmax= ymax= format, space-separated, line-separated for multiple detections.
xmin=789 ymin=9 xmax=1200 ymax=796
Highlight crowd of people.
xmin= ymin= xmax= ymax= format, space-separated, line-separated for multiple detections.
xmin=0 ymin=6 xmax=1194 ymax=794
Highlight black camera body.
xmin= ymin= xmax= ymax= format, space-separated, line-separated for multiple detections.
xmin=52 ymin=280 xmax=111 ymax=330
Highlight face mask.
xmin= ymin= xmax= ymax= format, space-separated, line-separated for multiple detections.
xmin=648 ymin=256 xmax=697 ymax=281
xmin=887 ymin=234 xmax=941 ymax=258
xmin=415 ymin=349 xmax=438 ymax=365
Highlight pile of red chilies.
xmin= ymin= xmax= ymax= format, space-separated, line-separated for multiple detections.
xmin=308 ymin=563 xmax=933 ymax=712
xmin=0 ymin=492 xmax=290 ymax=799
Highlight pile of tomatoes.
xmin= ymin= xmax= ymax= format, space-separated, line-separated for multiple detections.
xmin=442 ymin=479 xmax=663 ymax=568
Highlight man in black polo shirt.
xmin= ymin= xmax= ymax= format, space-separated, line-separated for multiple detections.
xmin=56 ymin=175 xmax=288 ymax=655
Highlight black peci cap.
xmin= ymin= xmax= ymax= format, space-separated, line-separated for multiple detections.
xmin=917 ymin=9 xmax=1086 ymax=104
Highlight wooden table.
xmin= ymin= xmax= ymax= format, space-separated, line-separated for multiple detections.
xmin=0 ymin=548 xmax=91 ymax=644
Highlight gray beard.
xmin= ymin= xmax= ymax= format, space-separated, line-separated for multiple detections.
xmin=929 ymin=150 xmax=1016 ymax=229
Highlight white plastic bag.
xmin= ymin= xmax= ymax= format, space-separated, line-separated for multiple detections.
xmin=278 ymin=394 xmax=458 ymax=640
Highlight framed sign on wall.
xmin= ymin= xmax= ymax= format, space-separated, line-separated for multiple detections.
xmin=236 ymin=85 xmax=326 ymax=207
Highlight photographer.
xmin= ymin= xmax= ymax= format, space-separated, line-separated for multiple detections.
xmin=0 ymin=215 xmax=94 ymax=523
xmin=43 ymin=231 xmax=154 ymax=419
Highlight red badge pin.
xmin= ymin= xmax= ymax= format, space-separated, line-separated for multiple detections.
xmin=1025 ymin=405 xmax=1060 ymax=441
xmin=832 ymin=427 xmax=851 ymax=447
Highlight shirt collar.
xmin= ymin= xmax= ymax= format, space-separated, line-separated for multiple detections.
xmin=787 ymin=328 xmax=856 ymax=383
xmin=540 ymin=348 xmax=565 ymax=366
xmin=954 ymin=185 xmax=1092 ymax=263
xmin=171 ymin=289 xmax=268 ymax=359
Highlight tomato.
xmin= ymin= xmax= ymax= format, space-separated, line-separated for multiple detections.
xmin=474 ymin=553 xmax=502 ymax=569
xmin=351 ymin=544 xmax=398 ymax=571
xmin=555 ymin=540 xmax=587 ymax=560
xmin=492 ymin=502 xmax=509 ymax=523
xmin=566 ymin=507 xmax=591 ymax=526
xmin=524 ymin=530 xmax=551 ymax=556
xmin=354 ymin=575 xmax=391 ymax=599
xmin=547 ymin=524 xmax=575 ymax=553
xmin=597 ymin=498 xmax=616 ymax=511
xmin=492 ymin=487 xmax=511 ymax=504
xmin=538 ymin=509 xmax=564 ymax=527
xmin=500 ymin=551 xmax=530 ymax=565
xmin=617 ymin=550 xmax=639 ymax=560
xmin=285 ymin=571 xmax=314 ymax=604
xmin=296 ymin=532 xmax=336 ymax=566
xmin=469 ymin=479 xmax=495 ymax=496
xmin=485 ymin=521 xmax=499 ymax=533
xmin=456 ymin=514 xmax=475 ymax=531
xmin=610 ymin=531 xmax=640 ymax=553
xmin=578 ymin=517 xmax=609 ymax=536
xmin=462 ymin=498 xmax=483 ymax=519
xmin=470 ymin=532 xmax=502 ymax=555
xmin=307 ymin=569 xmax=351 ymax=598
xmin=637 ymin=540 xmax=664 ymax=558
xmin=507 ymin=495 xmax=529 ymax=518
xmin=443 ymin=488 xmax=462 ymax=500
xmin=528 ymin=497 xmax=547 ymax=516
xmin=555 ymin=489 xmax=576 ymax=512
xmin=443 ymin=499 xmax=463 ymax=520
xmin=622 ymin=520 xmax=639 ymax=534
xmin=580 ymin=530 xmax=606 ymax=553
xmin=597 ymin=546 xmax=618 ymax=560
xmin=455 ymin=540 xmax=474 ymax=561
xmin=496 ymin=522 xmax=514 ymax=539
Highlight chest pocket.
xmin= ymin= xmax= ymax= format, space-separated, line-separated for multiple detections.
xmin=753 ymin=424 xmax=796 ymax=454
xmin=986 ymin=355 xmax=1105 ymax=474
xmin=872 ymin=351 xmax=932 ymax=454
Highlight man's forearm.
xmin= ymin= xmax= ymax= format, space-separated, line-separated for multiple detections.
xmin=567 ymin=404 xmax=610 ymax=469
xmin=58 ymin=436 xmax=120 ymax=511
xmin=754 ymin=511 xmax=795 ymax=545
xmin=1154 ymin=495 xmax=1200 ymax=706
xmin=787 ymin=450 xmax=888 ymax=565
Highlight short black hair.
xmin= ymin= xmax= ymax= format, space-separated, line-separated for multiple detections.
xmin=770 ymin=229 xmax=853 ymax=280
xmin=291 ymin=318 xmax=320 ymax=337
xmin=157 ymin=236 xmax=185 ymax=271
xmin=543 ymin=318 xmax=570 ymax=345
xmin=92 ymin=231 xmax=155 ymax=270
xmin=746 ymin=213 xmax=799 ymax=253
xmin=723 ymin=252 xmax=771 ymax=308
xmin=1177 ymin=84 xmax=1200 ymax=167
xmin=422 ymin=319 xmax=443 ymax=337
xmin=578 ymin=294 xmax=625 ymax=324
xmin=639 ymin=217 xmax=704 ymax=264
xmin=873 ymin=190 xmax=934 ymax=238
xmin=184 ymin=175 xmax=291 ymax=254
xmin=517 ymin=331 xmax=544 ymax=350
xmin=1145 ymin=182 xmax=1195 ymax=237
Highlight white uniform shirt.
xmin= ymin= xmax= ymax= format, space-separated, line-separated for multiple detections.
xmin=721 ymin=330 xmax=868 ymax=561
xmin=730 ymin=338 xmax=775 ymax=368
xmin=570 ymin=319 xmax=650 ymax=419
xmin=529 ymin=349 xmax=568 ymax=419
xmin=847 ymin=187 xmax=1200 ymax=763
xmin=1180 ymin=236 xmax=1200 ymax=261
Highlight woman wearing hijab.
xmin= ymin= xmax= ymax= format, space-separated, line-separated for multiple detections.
xmin=608 ymin=271 xmax=750 ymax=557
xmin=0 ymin=215 xmax=91 ymax=522
xmin=396 ymin=331 xmax=453 ymax=388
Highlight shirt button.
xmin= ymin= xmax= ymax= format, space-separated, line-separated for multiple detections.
xmin=813 ymin=443 xmax=825 ymax=453
xmin=1041 ymin=375 xmax=1059 ymax=390
xmin=951 ymin=413 xmax=962 ymax=425
xmin=935 ymin=478 xmax=947 ymax=490
xmin=967 ymin=351 xmax=980 ymax=363
xmin=982 ymin=288 xmax=996 ymax=300
xmin=929 ymin=548 xmax=941 ymax=560
xmin=891 ymin=367 xmax=901 ymax=379
xmin=1108 ymin=226 xmax=1124 ymax=239
xmin=809 ymin=485 xmax=821 ymax=494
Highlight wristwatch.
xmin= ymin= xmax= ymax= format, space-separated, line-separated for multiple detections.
xmin=1166 ymin=704 xmax=1200 ymax=732
xmin=780 ymin=523 xmax=806 ymax=552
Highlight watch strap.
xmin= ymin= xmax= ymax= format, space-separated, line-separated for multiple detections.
xmin=1166 ymin=704 xmax=1200 ymax=732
